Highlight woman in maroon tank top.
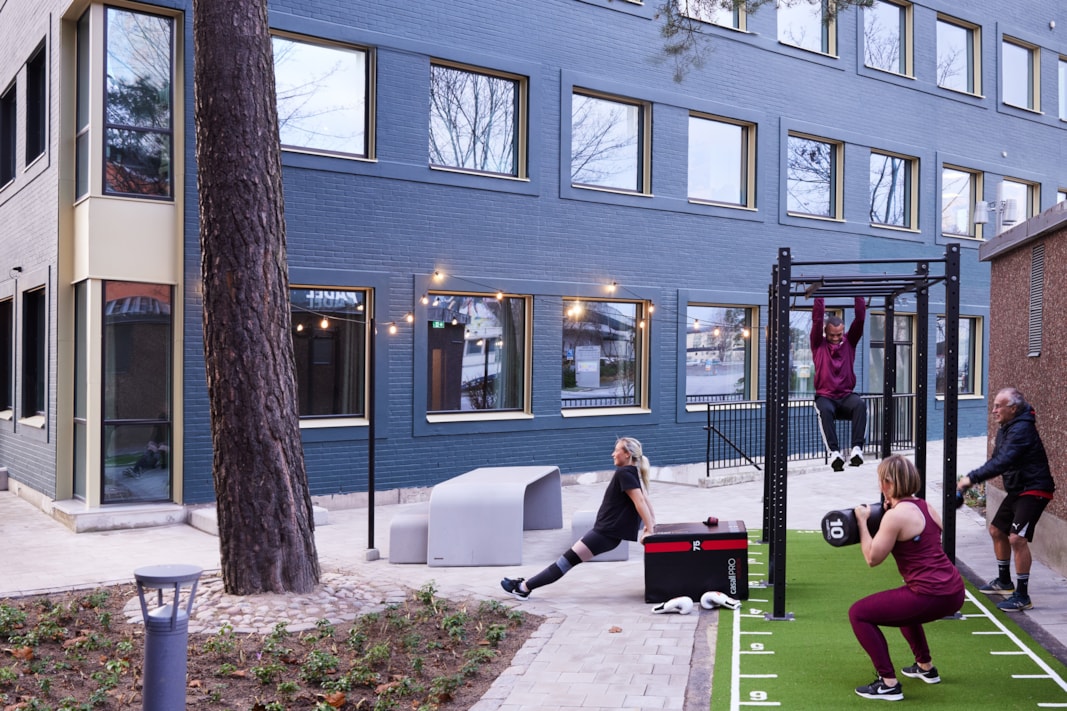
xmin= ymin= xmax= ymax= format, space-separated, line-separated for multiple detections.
xmin=849 ymin=455 xmax=965 ymax=702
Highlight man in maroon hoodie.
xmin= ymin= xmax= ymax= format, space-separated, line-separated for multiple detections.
xmin=810 ymin=296 xmax=867 ymax=471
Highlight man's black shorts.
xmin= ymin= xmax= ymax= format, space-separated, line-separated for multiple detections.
xmin=991 ymin=492 xmax=1051 ymax=541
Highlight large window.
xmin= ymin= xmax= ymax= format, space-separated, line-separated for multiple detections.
xmin=688 ymin=114 xmax=755 ymax=207
xmin=22 ymin=287 xmax=46 ymax=418
xmin=868 ymin=313 xmax=912 ymax=394
xmin=1060 ymin=57 xmax=1067 ymax=121
xmin=0 ymin=299 xmax=11 ymax=413
xmin=429 ymin=62 xmax=525 ymax=177
xmin=778 ymin=0 xmax=835 ymax=55
xmin=937 ymin=16 xmax=980 ymax=95
xmin=864 ymin=0 xmax=911 ymax=76
xmin=102 ymin=282 xmax=172 ymax=504
xmin=676 ymin=0 xmax=745 ymax=30
xmin=941 ymin=165 xmax=981 ymax=238
xmin=685 ymin=305 xmax=754 ymax=403
xmin=936 ymin=316 xmax=980 ymax=396
xmin=290 ymin=288 xmax=367 ymax=418
xmin=426 ymin=293 xmax=527 ymax=414
xmin=1002 ymin=38 xmax=1039 ymax=111
xmin=0 ymin=83 xmax=14 ymax=187
xmin=26 ymin=43 xmax=47 ymax=164
xmin=75 ymin=10 xmax=91 ymax=198
xmin=571 ymin=90 xmax=649 ymax=193
xmin=562 ymin=299 xmax=646 ymax=409
xmin=869 ymin=150 xmax=915 ymax=228
xmin=1001 ymin=178 xmax=1038 ymax=231
xmin=104 ymin=7 xmax=174 ymax=197
xmin=786 ymin=133 xmax=842 ymax=219
xmin=273 ymin=35 xmax=370 ymax=157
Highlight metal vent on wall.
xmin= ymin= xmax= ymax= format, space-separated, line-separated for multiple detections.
xmin=1028 ymin=243 xmax=1045 ymax=357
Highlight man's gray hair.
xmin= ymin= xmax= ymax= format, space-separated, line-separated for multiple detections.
xmin=998 ymin=387 xmax=1026 ymax=410
xmin=825 ymin=315 xmax=844 ymax=329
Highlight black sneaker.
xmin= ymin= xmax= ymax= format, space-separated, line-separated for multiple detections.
xmin=997 ymin=593 xmax=1032 ymax=612
xmin=979 ymin=578 xmax=1014 ymax=595
xmin=900 ymin=664 xmax=940 ymax=684
xmin=830 ymin=452 xmax=846 ymax=472
xmin=849 ymin=446 xmax=864 ymax=467
xmin=855 ymin=678 xmax=903 ymax=701
xmin=500 ymin=577 xmax=529 ymax=600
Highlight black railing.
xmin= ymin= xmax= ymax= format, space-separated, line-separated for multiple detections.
xmin=702 ymin=393 xmax=915 ymax=471
xmin=561 ymin=395 xmax=635 ymax=408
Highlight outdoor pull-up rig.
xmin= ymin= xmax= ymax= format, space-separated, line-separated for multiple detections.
xmin=762 ymin=244 xmax=962 ymax=621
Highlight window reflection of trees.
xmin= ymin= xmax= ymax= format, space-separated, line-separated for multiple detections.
xmin=870 ymin=153 xmax=909 ymax=227
xmin=272 ymin=37 xmax=367 ymax=156
xmin=571 ymin=93 xmax=640 ymax=191
xmin=787 ymin=136 xmax=834 ymax=217
xmin=104 ymin=8 xmax=172 ymax=197
xmin=935 ymin=316 xmax=975 ymax=395
xmin=778 ymin=0 xmax=828 ymax=54
xmin=941 ymin=168 xmax=974 ymax=236
xmin=936 ymin=20 xmax=971 ymax=92
xmin=429 ymin=65 xmax=518 ymax=176
xmin=864 ymin=1 xmax=902 ymax=74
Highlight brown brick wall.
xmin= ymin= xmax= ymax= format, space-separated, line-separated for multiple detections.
xmin=987 ymin=230 xmax=1067 ymax=521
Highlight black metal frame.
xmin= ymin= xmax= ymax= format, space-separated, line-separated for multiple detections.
xmin=762 ymin=246 xmax=961 ymax=620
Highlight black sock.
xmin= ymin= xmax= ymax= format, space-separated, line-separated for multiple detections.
xmin=1017 ymin=575 xmax=1030 ymax=597
xmin=526 ymin=549 xmax=582 ymax=591
xmin=997 ymin=559 xmax=1011 ymax=584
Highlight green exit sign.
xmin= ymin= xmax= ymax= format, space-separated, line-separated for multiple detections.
xmin=432 ymin=321 xmax=446 ymax=328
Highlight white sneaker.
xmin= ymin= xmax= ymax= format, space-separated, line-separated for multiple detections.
xmin=830 ymin=451 xmax=845 ymax=471
xmin=849 ymin=446 xmax=864 ymax=467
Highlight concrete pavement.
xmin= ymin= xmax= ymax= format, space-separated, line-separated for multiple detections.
xmin=2 ymin=436 xmax=1067 ymax=710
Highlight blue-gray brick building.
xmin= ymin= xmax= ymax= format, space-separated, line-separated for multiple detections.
xmin=0 ymin=0 xmax=1064 ymax=528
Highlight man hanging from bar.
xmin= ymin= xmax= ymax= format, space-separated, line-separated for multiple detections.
xmin=810 ymin=295 xmax=867 ymax=471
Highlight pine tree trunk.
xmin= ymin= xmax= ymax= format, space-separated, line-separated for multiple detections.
xmin=192 ymin=0 xmax=320 ymax=594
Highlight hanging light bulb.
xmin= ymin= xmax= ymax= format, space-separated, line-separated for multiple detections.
xmin=421 ymin=294 xmax=429 ymax=305
xmin=496 ymin=291 xmax=504 ymax=300
xmin=638 ymin=319 xmax=646 ymax=329
xmin=742 ymin=328 xmax=750 ymax=338
xmin=296 ymin=323 xmax=304 ymax=332
xmin=693 ymin=319 xmax=700 ymax=329
xmin=648 ymin=303 xmax=655 ymax=314
xmin=451 ymin=317 xmax=458 ymax=326
xmin=405 ymin=312 xmax=414 ymax=323
xmin=320 ymin=317 xmax=329 ymax=329
xmin=713 ymin=327 xmax=721 ymax=337
xmin=608 ymin=281 xmax=617 ymax=293
xmin=433 ymin=270 xmax=443 ymax=281
xmin=388 ymin=322 xmax=398 ymax=335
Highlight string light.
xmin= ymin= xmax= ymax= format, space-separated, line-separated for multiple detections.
xmin=433 ymin=270 xmax=443 ymax=281
xmin=296 ymin=323 xmax=304 ymax=332
xmin=713 ymin=327 xmax=721 ymax=336
xmin=421 ymin=294 xmax=429 ymax=305
xmin=388 ymin=322 xmax=398 ymax=335
xmin=404 ymin=312 xmax=414 ymax=323
xmin=496 ymin=291 xmax=504 ymax=300
xmin=608 ymin=281 xmax=617 ymax=293
xmin=320 ymin=317 xmax=329 ymax=329
xmin=693 ymin=319 xmax=700 ymax=329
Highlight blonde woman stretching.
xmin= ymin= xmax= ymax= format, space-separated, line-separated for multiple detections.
xmin=501 ymin=437 xmax=656 ymax=599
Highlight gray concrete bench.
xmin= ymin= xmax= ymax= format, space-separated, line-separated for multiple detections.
xmin=388 ymin=504 xmax=429 ymax=564
xmin=571 ymin=510 xmax=629 ymax=561
xmin=427 ymin=465 xmax=562 ymax=567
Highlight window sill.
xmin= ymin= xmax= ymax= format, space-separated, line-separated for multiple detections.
xmin=943 ymin=233 xmax=984 ymax=242
xmin=870 ymin=223 xmax=920 ymax=234
xmin=429 ymin=165 xmax=529 ymax=182
xmin=299 ymin=417 xmax=368 ymax=429
xmin=561 ymin=406 xmax=649 ymax=418
xmin=426 ymin=411 xmax=533 ymax=424
xmin=570 ymin=184 xmax=653 ymax=199
xmin=0 ymin=409 xmax=11 ymax=421
xmin=1002 ymin=102 xmax=1042 ymax=116
xmin=19 ymin=415 xmax=46 ymax=429
xmin=688 ymin=199 xmax=756 ymax=211
xmin=786 ymin=212 xmax=845 ymax=223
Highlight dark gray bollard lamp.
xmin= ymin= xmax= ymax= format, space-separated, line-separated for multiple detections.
xmin=133 ymin=564 xmax=203 ymax=711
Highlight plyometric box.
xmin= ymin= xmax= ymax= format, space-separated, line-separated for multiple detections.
xmin=643 ymin=520 xmax=749 ymax=603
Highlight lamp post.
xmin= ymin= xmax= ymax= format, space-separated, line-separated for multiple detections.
xmin=365 ymin=317 xmax=379 ymax=561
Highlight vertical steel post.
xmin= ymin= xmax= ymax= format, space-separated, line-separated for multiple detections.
xmin=942 ymin=244 xmax=961 ymax=562
xmin=768 ymin=248 xmax=792 ymax=620
xmin=915 ymin=265 xmax=929 ymax=499
xmin=881 ymin=298 xmax=896 ymax=461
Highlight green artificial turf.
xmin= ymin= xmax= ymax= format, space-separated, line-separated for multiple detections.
xmin=709 ymin=530 xmax=1067 ymax=709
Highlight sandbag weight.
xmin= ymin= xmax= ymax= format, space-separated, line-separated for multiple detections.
xmin=821 ymin=503 xmax=883 ymax=546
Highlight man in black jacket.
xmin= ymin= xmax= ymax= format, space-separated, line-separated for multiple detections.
xmin=958 ymin=387 xmax=1055 ymax=612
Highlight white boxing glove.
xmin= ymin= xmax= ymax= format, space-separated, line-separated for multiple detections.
xmin=651 ymin=595 xmax=694 ymax=615
xmin=700 ymin=590 xmax=741 ymax=610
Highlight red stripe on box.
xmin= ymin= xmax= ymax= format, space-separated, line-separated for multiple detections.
xmin=645 ymin=539 xmax=747 ymax=554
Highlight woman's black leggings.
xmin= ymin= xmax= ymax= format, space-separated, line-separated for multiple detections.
xmin=525 ymin=529 xmax=622 ymax=591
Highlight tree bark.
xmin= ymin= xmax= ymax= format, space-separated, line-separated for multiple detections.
xmin=193 ymin=0 xmax=320 ymax=594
